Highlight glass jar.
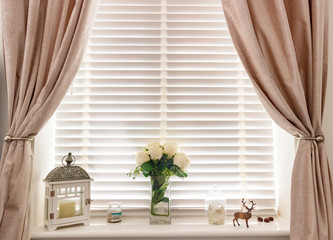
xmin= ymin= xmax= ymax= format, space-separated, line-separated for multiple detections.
xmin=107 ymin=202 xmax=122 ymax=223
xmin=205 ymin=185 xmax=226 ymax=225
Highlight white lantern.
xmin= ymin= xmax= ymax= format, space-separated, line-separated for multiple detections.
xmin=43 ymin=153 xmax=93 ymax=231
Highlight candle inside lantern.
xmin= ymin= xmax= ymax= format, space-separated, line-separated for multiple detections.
xmin=59 ymin=201 xmax=76 ymax=218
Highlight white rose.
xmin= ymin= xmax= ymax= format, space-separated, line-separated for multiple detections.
xmin=173 ymin=152 xmax=190 ymax=170
xmin=136 ymin=150 xmax=150 ymax=166
xmin=163 ymin=141 xmax=178 ymax=158
xmin=147 ymin=142 xmax=163 ymax=160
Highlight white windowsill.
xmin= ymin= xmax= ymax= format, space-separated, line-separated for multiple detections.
xmin=31 ymin=216 xmax=290 ymax=240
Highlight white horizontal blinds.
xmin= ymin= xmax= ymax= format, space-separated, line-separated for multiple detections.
xmin=55 ymin=0 xmax=276 ymax=215
xmin=56 ymin=0 xmax=162 ymax=212
xmin=165 ymin=0 xmax=275 ymax=215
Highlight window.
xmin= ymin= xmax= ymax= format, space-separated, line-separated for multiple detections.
xmin=55 ymin=0 xmax=275 ymax=216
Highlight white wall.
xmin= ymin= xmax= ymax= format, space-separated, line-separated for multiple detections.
xmin=32 ymin=116 xmax=55 ymax=226
xmin=274 ymin=125 xmax=294 ymax=220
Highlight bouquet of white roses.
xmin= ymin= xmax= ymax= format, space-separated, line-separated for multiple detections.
xmin=129 ymin=141 xmax=190 ymax=179
xmin=128 ymin=142 xmax=190 ymax=219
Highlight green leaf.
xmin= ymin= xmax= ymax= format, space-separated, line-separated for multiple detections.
xmin=152 ymin=188 xmax=166 ymax=204
xmin=156 ymin=175 xmax=166 ymax=186
xmin=151 ymin=175 xmax=166 ymax=191
xmin=152 ymin=159 xmax=159 ymax=166
xmin=141 ymin=161 xmax=154 ymax=173
xmin=152 ymin=179 xmax=160 ymax=191
xmin=157 ymin=160 xmax=167 ymax=173
xmin=151 ymin=189 xmax=164 ymax=203
xmin=142 ymin=171 xmax=150 ymax=177
xmin=165 ymin=157 xmax=174 ymax=169
xmin=170 ymin=165 xmax=188 ymax=178
xmin=127 ymin=166 xmax=141 ymax=179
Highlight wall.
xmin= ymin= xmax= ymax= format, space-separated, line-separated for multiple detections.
xmin=32 ymin=116 xmax=55 ymax=226
xmin=273 ymin=124 xmax=294 ymax=220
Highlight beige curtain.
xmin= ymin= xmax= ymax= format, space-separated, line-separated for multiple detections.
xmin=0 ymin=0 xmax=98 ymax=239
xmin=221 ymin=0 xmax=333 ymax=239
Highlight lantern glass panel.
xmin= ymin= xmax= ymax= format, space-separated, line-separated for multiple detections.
xmin=55 ymin=185 xmax=86 ymax=219
xmin=57 ymin=197 xmax=84 ymax=219
xmin=57 ymin=188 xmax=66 ymax=197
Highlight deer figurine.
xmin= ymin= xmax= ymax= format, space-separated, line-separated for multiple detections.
xmin=233 ymin=198 xmax=256 ymax=228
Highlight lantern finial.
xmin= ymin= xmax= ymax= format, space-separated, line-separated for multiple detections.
xmin=65 ymin=152 xmax=74 ymax=166
xmin=44 ymin=152 xmax=91 ymax=182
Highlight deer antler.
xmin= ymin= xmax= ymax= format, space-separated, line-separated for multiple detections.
xmin=241 ymin=198 xmax=249 ymax=210
xmin=249 ymin=200 xmax=256 ymax=210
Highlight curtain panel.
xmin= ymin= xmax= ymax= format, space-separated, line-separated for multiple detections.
xmin=221 ymin=0 xmax=333 ymax=239
xmin=0 ymin=0 xmax=98 ymax=239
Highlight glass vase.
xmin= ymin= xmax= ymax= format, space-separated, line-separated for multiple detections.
xmin=149 ymin=175 xmax=171 ymax=224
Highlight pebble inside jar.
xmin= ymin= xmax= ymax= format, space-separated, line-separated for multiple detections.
xmin=208 ymin=202 xmax=225 ymax=224
xmin=205 ymin=185 xmax=226 ymax=225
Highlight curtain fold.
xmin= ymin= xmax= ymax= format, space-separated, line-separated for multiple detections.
xmin=221 ymin=0 xmax=333 ymax=239
xmin=0 ymin=0 xmax=98 ymax=239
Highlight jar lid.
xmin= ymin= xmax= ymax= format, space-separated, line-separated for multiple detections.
xmin=108 ymin=202 xmax=121 ymax=206
xmin=209 ymin=184 xmax=221 ymax=193
xmin=206 ymin=185 xmax=226 ymax=198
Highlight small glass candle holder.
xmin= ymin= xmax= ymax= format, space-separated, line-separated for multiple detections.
xmin=205 ymin=185 xmax=226 ymax=225
xmin=107 ymin=202 xmax=122 ymax=223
